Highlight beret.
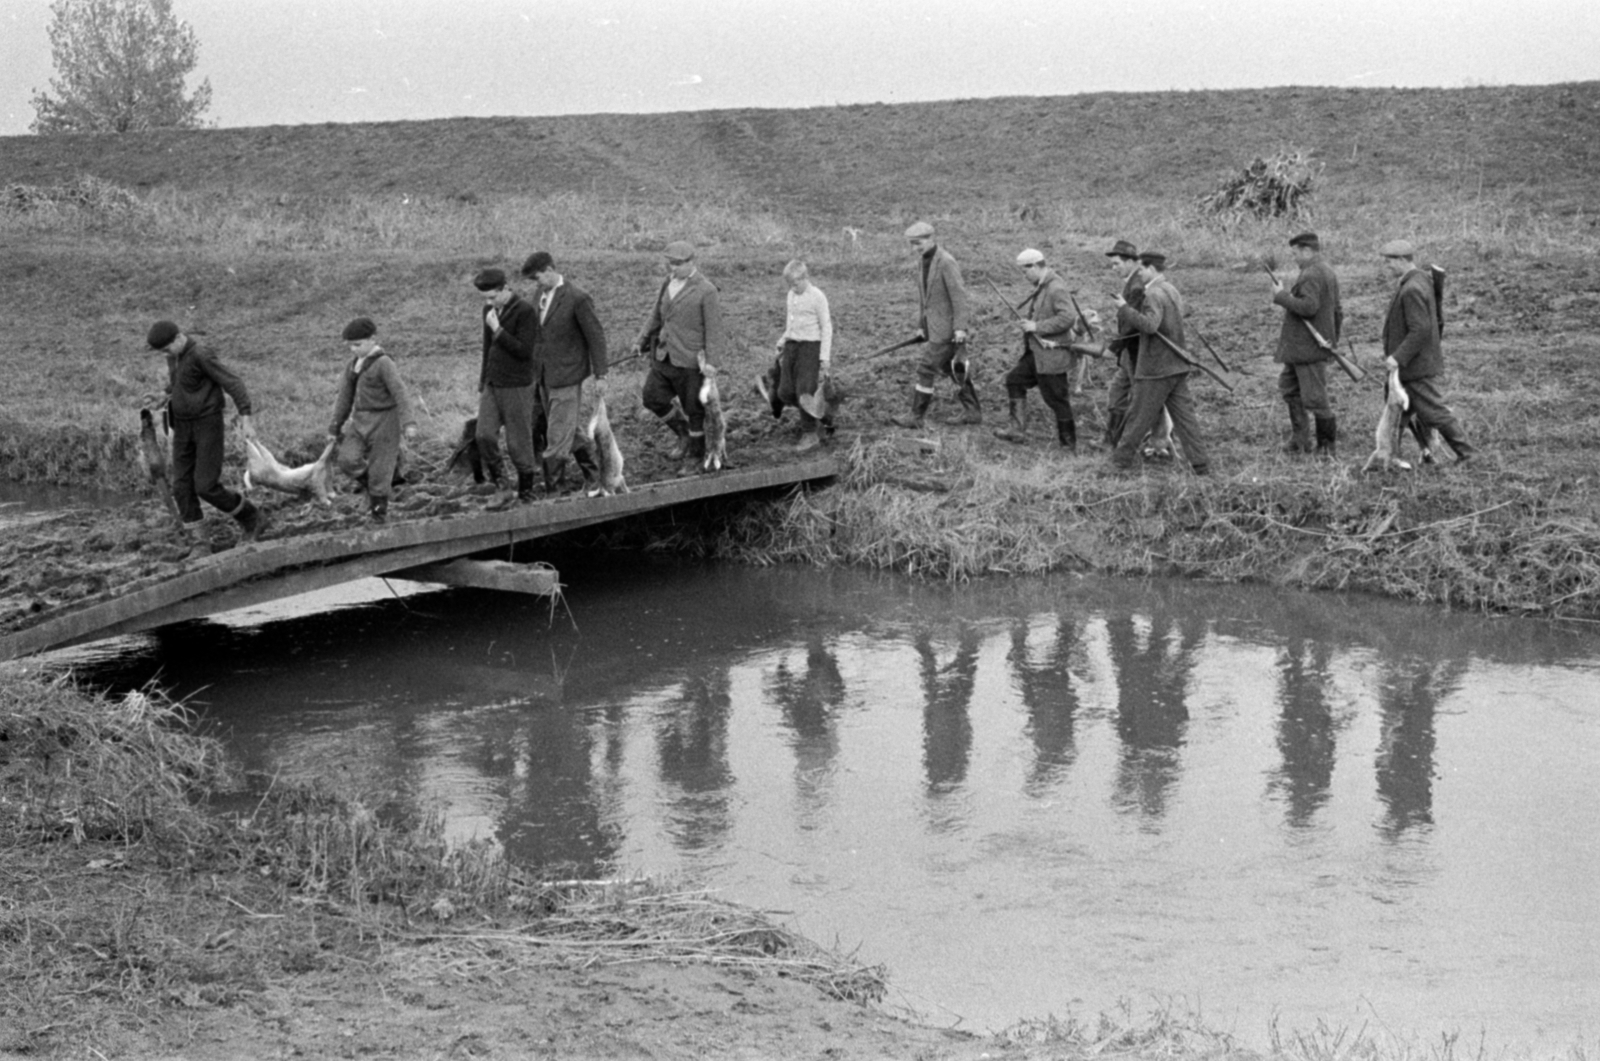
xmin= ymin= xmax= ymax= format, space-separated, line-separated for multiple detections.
xmin=1380 ymin=239 xmax=1416 ymax=258
xmin=472 ymin=267 xmax=507 ymax=291
xmin=342 ymin=316 xmax=377 ymax=341
xmin=1289 ymin=231 xmax=1320 ymax=249
xmin=1137 ymin=251 xmax=1167 ymax=269
xmin=520 ymin=250 xmax=554 ymax=276
xmin=1015 ymin=248 xmax=1046 ymax=266
xmin=663 ymin=240 xmax=695 ymax=261
xmin=146 ymin=320 xmax=180 ymax=349
xmin=904 ymin=221 xmax=935 ymax=239
xmin=1105 ymin=239 xmax=1138 ymax=259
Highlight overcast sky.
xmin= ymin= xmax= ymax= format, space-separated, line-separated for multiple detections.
xmin=1 ymin=0 xmax=1596 ymax=136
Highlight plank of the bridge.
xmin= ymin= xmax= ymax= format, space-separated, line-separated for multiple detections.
xmin=0 ymin=457 xmax=836 ymax=660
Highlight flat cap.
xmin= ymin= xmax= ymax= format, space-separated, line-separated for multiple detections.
xmin=1137 ymin=251 xmax=1167 ymax=269
xmin=1015 ymin=248 xmax=1046 ymax=266
xmin=1380 ymin=239 xmax=1416 ymax=258
xmin=146 ymin=320 xmax=180 ymax=349
xmin=341 ymin=316 xmax=377 ymax=341
xmin=520 ymin=250 xmax=554 ymax=276
xmin=663 ymin=240 xmax=695 ymax=262
xmin=1105 ymin=239 xmax=1138 ymax=259
xmin=472 ymin=267 xmax=507 ymax=291
xmin=904 ymin=221 xmax=935 ymax=239
xmin=1289 ymin=231 xmax=1320 ymax=250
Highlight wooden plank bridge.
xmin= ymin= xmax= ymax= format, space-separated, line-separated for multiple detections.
xmin=0 ymin=457 xmax=838 ymax=661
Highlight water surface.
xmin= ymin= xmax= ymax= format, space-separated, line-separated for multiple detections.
xmin=64 ymin=558 xmax=1600 ymax=1050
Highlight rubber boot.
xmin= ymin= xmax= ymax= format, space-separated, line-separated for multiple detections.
xmin=891 ymin=389 xmax=932 ymax=429
xmin=572 ymin=444 xmax=600 ymax=492
xmin=686 ymin=434 xmax=707 ymax=463
xmin=230 ymin=497 xmax=265 ymax=543
xmin=993 ymin=398 xmax=1029 ymax=443
xmin=1285 ymin=398 xmax=1313 ymax=454
xmin=368 ymin=495 xmax=388 ymax=524
xmin=1314 ymin=415 xmax=1338 ymax=459
xmin=1057 ymin=418 xmax=1078 ymax=454
xmin=1104 ymin=410 xmax=1126 ymax=448
xmin=663 ymin=414 xmax=692 ymax=458
xmin=945 ymin=378 xmax=983 ymax=425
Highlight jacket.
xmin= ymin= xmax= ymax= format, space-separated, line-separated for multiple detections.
xmin=480 ymin=295 xmax=538 ymax=389
xmin=165 ymin=338 xmax=252 ymax=422
xmin=534 ymin=280 xmax=608 ymax=389
xmin=329 ymin=347 xmax=417 ymax=436
xmin=1027 ymin=268 xmax=1081 ymax=375
xmin=638 ymin=270 xmax=726 ymax=369
xmin=1123 ymin=276 xmax=1190 ymax=379
xmin=1382 ymin=267 xmax=1443 ymax=382
xmin=1272 ymin=256 xmax=1343 ymax=365
xmin=917 ymin=246 xmax=971 ymax=344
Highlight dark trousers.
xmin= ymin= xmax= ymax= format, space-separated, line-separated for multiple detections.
xmin=1404 ymin=376 xmax=1474 ymax=457
xmin=170 ymin=413 xmax=241 ymax=523
xmin=1278 ymin=361 xmax=1332 ymax=417
xmin=1004 ymin=347 xmax=1075 ymax=425
xmin=1111 ymin=373 xmax=1210 ymax=472
xmin=915 ymin=339 xmax=967 ymax=390
xmin=336 ymin=408 xmax=403 ymax=500
xmin=642 ymin=357 xmax=705 ymax=432
xmin=477 ymin=384 xmax=538 ymax=476
xmin=778 ymin=340 xmax=823 ymax=426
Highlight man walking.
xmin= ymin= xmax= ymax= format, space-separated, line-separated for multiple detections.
xmin=521 ymin=251 xmax=608 ymax=493
xmin=328 ymin=316 xmax=419 ymax=523
xmin=994 ymin=248 xmax=1089 ymax=452
xmin=1380 ymin=239 xmax=1474 ymax=464
xmin=1271 ymin=232 xmax=1343 ymax=456
xmin=1108 ymin=253 xmax=1210 ymax=476
xmin=144 ymin=319 xmax=265 ymax=557
xmin=634 ymin=240 xmax=726 ymax=463
xmin=472 ymin=267 xmax=540 ymax=503
xmin=892 ymin=221 xmax=979 ymax=428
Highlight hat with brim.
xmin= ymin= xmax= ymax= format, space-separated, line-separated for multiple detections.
xmin=663 ymin=240 xmax=695 ymax=262
xmin=1015 ymin=248 xmax=1045 ymax=267
xmin=1380 ymin=239 xmax=1416 ymax=258
xmin=1289 ymin=231 xmax=1320 ymax=250
xmin=1105 ymin=239 xmax=1138 ymax=259
xmin=1137 ymin=251 xmax=1167 ymax=269
xmin=904 ymin=221 xmax=935 ymax=239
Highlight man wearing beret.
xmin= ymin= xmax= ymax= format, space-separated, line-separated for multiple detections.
xmin=144 ymin=319 xmax=264 ymax=557
xmin=994 ymin=248 xmax=1091 ymax=452
xmin=633 ymin=240 xmax=726 ymax=463
xmin=1108 ymin=253 xmax=1211 ymax=475
xmin=1380 ymin=240 xmax=1475 ymax=463
xmin=522 ymin=251 xmax=608 ymax=493
xmin=328 ymin=317 xmax=419 ymax=522
xmin=892 ymin=221 xmax=980 ymax=429
xmin=473 ymin=267 xmax=541 ymax=503
xmin=1270 ymin=232 xmax=1344 ymax=456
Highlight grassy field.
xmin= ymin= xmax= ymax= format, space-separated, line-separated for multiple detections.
xmin=2 ymin=82 xmax=1599 ymax=622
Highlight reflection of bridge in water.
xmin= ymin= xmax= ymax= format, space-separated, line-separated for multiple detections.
xmin=0 ymin=457 xmax=837 ymax=661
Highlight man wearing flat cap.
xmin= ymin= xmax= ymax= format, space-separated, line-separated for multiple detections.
xmin=522 ymin=251 xmax=609 ymax=493
xmin=328 ymin=317 xmax=419 ymax=522
xmin=144 ymin=319 xmax=264 ymax=557
xmin=892 ymin=221 xmax=980 ymax=429
xmin=994 ymin=248 xmax=1092 ymax=451
xmin=473 ymin=267 xmax=541 ymax=503
xmin=1108 ymin=253 xmax=1211 ymax=475
xmin=633 ymin=241 xmax=726 ymax=463
xmin=1379 ymin=239 xmax=1475 ymax=463
xmin=1270 ymin=232 xmax=1344 ymax=456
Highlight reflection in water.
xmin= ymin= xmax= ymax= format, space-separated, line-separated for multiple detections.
xmin=1007 ymin=617 xmax=1083 ymax=797
xmin=1270 ymin=637 xmax=1340 ymax=829
xmin=1104 ymin=609 xmax=1200 ymax=822
xmin=60 ymin=563 xmax=1600 ymax=1049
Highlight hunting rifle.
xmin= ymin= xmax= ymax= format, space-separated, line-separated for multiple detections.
xmin=1265 ymin=264 xmax=1363 ymax=383
xmin=862 ymin=334 xmax=927 ymax=360
xmin=1149 ymin=331 xmax=1236 ymax=392
xmin=985 ymin=278 xmax=1106 ymax=358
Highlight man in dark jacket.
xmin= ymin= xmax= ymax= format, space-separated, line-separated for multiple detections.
xmin=1271 ymin=231 xmax=1343 ymax=456
xmin=145 ymin=320 xmax=264 ymax=557
xmin=994 ymin=248 xmax=1090 ymax=452
xmin=892 ymin=221 xmax=979 ymax=428
xmin=522 ymin=251 xmax=608 ymax=493
xmin=473 ymin=267 xmax=541 ymax=503
xmin=1107 ymin=253 xmax=1210 ymax=476
xmin=1380 ymin=240 xmax=1474 ymax=463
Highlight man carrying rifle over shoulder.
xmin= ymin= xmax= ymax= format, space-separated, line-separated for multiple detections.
xmin=1108 ymin=252 xmax=1211 ymax=476
xmin=994 ymin=248 xmax=1092 ymax=452
xmin=892 ymin=221 xmax=980 ymax=429
xmin=1270 ymin=231 xmax=1344 ymax=457
xmin=1379 ymin=239 xmax=1475 ymax=464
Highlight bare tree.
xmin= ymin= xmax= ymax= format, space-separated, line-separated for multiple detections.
xmin=29 ymin=0 xmax=213 ymax=134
